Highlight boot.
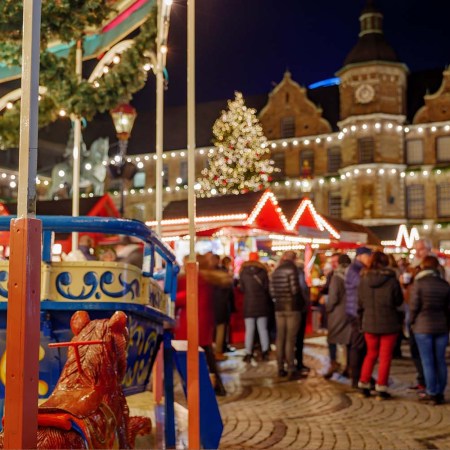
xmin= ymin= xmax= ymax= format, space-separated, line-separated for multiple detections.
xmin=323 ymin=360 xmax=339 ymax=379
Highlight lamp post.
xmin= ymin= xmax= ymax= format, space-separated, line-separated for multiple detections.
xmin=110 ymin=103 xmax=137 ymax=216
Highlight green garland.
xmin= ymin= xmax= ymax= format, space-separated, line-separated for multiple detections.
xmin=0 ymin=1 xmax=157 ymax=149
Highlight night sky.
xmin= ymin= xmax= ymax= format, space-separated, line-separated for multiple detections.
xmin=155 ymin=0 xmax=450 ymax=107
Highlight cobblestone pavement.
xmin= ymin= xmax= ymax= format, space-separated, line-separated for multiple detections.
xmin=215 ymin=337 xmax=450 ymax=450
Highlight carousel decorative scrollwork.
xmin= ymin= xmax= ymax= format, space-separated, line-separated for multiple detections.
xmin=56 ymin=270 xmax=140 ymax=301
xmin=56 ymin=271 xmax=99 ymax=300
xmin=99 ymin=271 xmax=140 ymax=300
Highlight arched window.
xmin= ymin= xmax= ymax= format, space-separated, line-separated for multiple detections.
xmin=300 ymin=149 xmax=314 ymax=176
xmin=280 ymin=116 xmax=295 ymax=138
xmin=406 ymin=184 xmax=425 ymax=219
xmin=327 ymin=147 xmax=341 ymax=173
xmin=358 ymin=137 xmax=374 ymax=163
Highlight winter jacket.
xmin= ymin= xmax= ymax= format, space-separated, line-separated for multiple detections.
xmin=175 ymin=272 xmax=214 ymax=346
xmin=213 ymin=267 xmax=234 ymax=324
xmin=358 ymin=268 xmax=404 ymax=334
xmin=269 ymin=260 xmax=304 ymax=312
xmin=410 ymin=269 xmax=450 ymax=334
xmin=239 ymin=260 xmax=273 ymax=318
xmin=345 ymin=260 xmax=365 ymax=318
xmin=326 ymin=265 xmax=351 ymax=345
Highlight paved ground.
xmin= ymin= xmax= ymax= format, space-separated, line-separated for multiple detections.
xmin=129 ymin=336 xmax=450 ymax=449
xmin=217 ymin=337 xmax=450 ymax=450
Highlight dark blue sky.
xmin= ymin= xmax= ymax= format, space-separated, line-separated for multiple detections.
xmin=156 ymin=0 xmax=450 ymax=106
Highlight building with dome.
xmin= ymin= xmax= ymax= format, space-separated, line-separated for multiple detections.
xmin=115 ymin=0 xmax=450 ymax=249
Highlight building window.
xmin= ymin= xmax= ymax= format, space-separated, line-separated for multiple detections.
xmin=327 ymin=147 xmax=341 ymax=173
xmin=162 ymin=163 xmax=169 ymax=187
xmin=406 ymin=140 xmax=424 ymax=165
xmin=133 ymin=172 xmax=146 ymax=188
xmin=280 ymin=116 xmax=295 ymax=138
xmin=272 ymin=152 xmax=285 ymax=179
xmin=358 ymin=137 xmax=374 ymax=164
xmin=300 ymin=149 xmax=314 ymax=177
xmin=179 ymin=160 xmax=187 ymax=183
xmin=437 ymin=136 xmax=450 ymax=162
xmin=406 ymin=184 xmax=425 ymax=219
xmin=328 ymin=192 xmax=341 ymax=218
xmin=437 ymin=183 xmax=450 ymax=217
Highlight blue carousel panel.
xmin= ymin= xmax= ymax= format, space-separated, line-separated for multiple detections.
xmin=123 ymin=314 xmax=162 ymax=395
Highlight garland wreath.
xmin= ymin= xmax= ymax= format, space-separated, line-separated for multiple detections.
xmin=0 ymin=0 xmax=157 ymax=149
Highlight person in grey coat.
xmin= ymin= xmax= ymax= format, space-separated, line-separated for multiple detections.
xmin=324 ymin=254 xmax=352 ymax=379
xmin=410 ymin=255 xmax=450 ymax=405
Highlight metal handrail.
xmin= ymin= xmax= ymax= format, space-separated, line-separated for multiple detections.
xmin=0 ymin=216 xmax=179 ymax=300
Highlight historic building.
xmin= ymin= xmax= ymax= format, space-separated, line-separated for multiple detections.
xmin=105 ymin=1 xmax=450 ymax=247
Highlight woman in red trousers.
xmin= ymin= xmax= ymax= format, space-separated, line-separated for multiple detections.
xmin=357 ymin=251 xmax=404 ymax=400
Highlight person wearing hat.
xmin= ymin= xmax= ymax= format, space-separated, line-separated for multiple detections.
xmin=345 ymin=246 xmax=372 ymax=388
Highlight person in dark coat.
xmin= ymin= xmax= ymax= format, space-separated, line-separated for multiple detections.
xmin=270 ymin=251 xmax=304 ymax=378
xmin=239 ymin=252 xmax=272 ymax=363
xmin=357 ymin=251 xmax=404 ymax=400
xmin=210 ymin=254 xmax=234 ymax=361
xmin=345 ymin=246 xmax=372 ymax=388
xmin=410 ymin=256 xmax=450 ymax=405
xmin=324 ymin=254 xmax=352 ymax=379
xmin=295 ymin=260 xmax=310 ymax=374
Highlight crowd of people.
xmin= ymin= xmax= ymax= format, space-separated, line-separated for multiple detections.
xmin=173 ymin=238 xmax=450 ymax=405
xmin=320 ymin=240 xmax=450 ymax=404
xmin=68 ymin=234 xmax=450 ymax=405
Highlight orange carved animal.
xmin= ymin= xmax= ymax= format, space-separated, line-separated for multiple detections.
xmin=0 ymin=311 xmax=152 ymax=449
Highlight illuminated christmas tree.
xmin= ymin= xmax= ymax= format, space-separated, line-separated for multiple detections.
xmin=196 ymin=91 xmax=277 ymax=197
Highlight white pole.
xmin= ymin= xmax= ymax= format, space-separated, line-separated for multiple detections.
xmin=72 ymin=40 xmax=82 ymax=251
xmin=17 ymin=1 xmax=41 ymax=218
xmin=155 ymin=0 xmax=165 ymax=267
xmin=187 ymin=0 xmax=196 ymax=259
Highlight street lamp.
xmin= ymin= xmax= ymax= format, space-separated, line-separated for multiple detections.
xmin=110 ymin=103 xmax=137 ymax=216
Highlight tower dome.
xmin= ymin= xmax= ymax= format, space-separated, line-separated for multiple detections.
xmin=343 ymin=0 xmax=398 ymax=67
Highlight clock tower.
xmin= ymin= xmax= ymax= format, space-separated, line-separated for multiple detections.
xmin=337 ymin=0 xmax=408 ymax=120
xmin=334 ymin=0 xmax=408 ymax=225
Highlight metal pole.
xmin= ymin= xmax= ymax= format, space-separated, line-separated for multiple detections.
xmin=118 ymin=139 xmax=128 ymax=217
xmin=187 ymin=0 xmax=200 ymax=448
xmin=72 ymin=40 xmax=83 ymax=251
xmin=155 ymin=0 xmax=164 ymax=267
xmin=4 ymin=1 xmax=42 ymax=448
xmin=187 ymin=0 xmax=196 ymax=259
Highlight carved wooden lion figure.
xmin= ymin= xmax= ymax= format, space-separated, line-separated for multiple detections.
xmin=0 ymin=311 xmax=151 ymax=449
